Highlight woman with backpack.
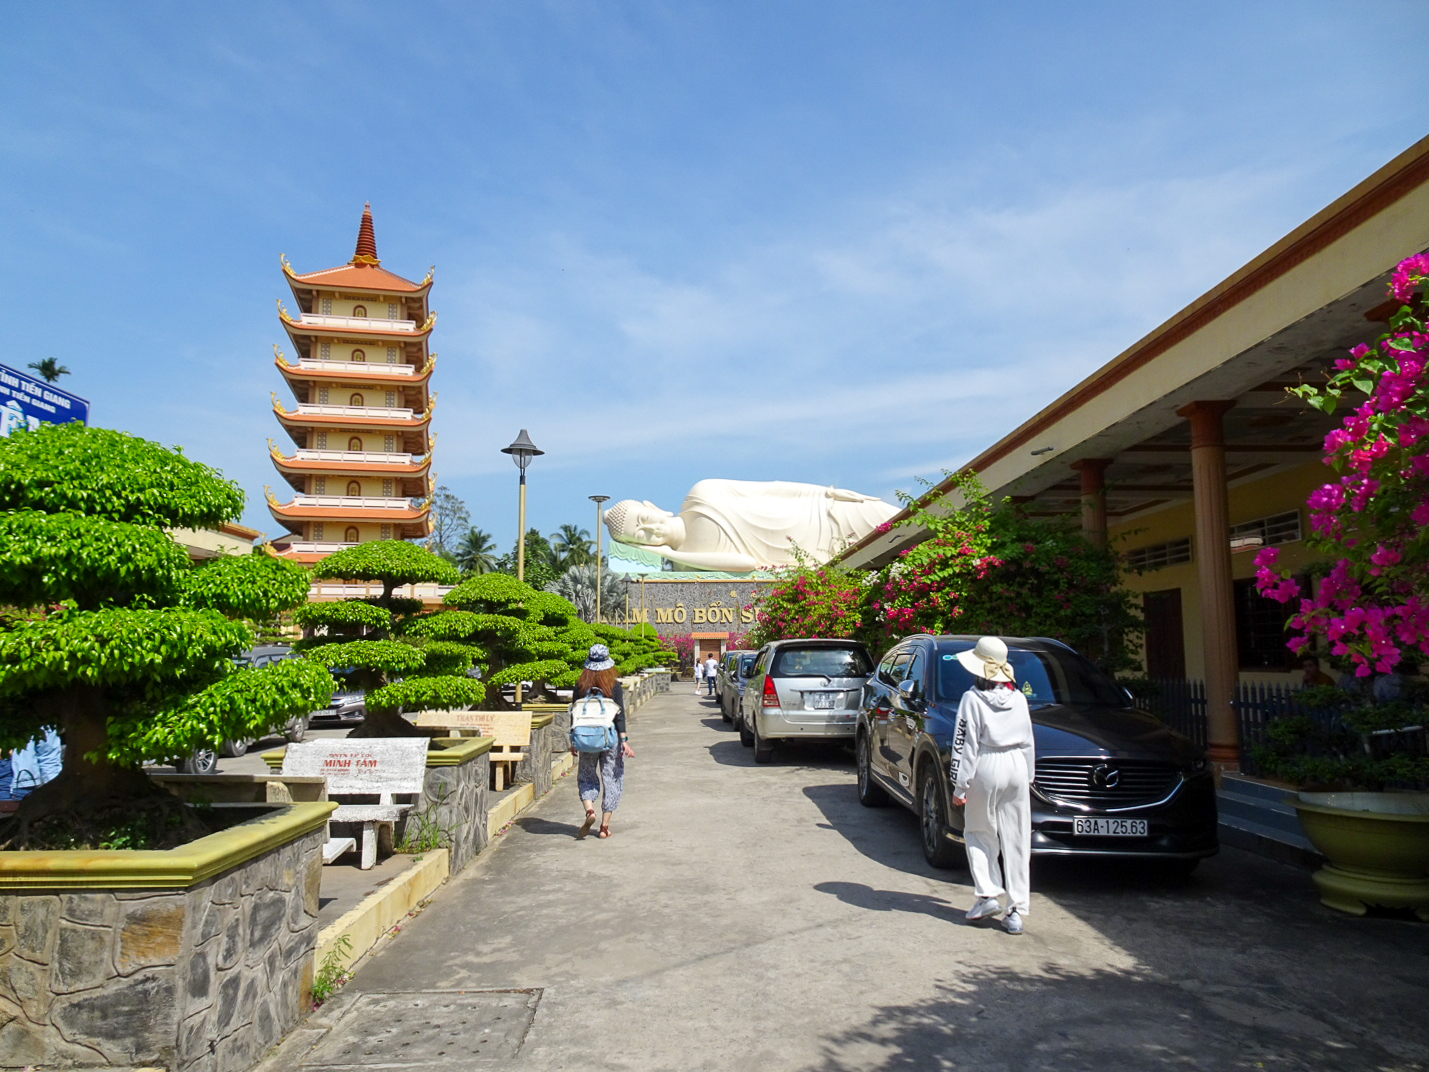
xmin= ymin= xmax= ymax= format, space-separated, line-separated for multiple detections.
xmin=571 ymin=644 xmax=634 ymax=839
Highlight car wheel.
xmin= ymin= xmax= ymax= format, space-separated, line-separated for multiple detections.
xmin=285 ymin=717 xmax=308 ymax=743
xmin=738 ymin=709 xmax=754 ymax=747
xmin=221 ymin=738 xmax=251 ymax=758
xmin=856 ymin=731 xmax=890 ymax=807
xmin=919 ymin=765 xmax=963 ymax=869
xmin=752 ymin=719 xmax=775 ymax=764
xmin=177 ymin=748 xmax=218 ymax=775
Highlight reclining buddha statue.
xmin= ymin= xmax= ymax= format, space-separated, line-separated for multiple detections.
xmin=602 ymin=478 xmax=900 ymax=573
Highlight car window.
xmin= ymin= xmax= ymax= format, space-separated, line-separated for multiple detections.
xmin=876 ymin=650 xmax=901 ymax=685
xmin=904 ymin=651 xmax=925 ymax=695
xmin=772 ymin=646 xmax=871 ymax=678
xmin=881 ymin=652 xmax=909 ymax=685
xmin=934 ymin=642 xmax=1126 ymax=706
xmin=739 ymin=653 xmax=757 ymax=676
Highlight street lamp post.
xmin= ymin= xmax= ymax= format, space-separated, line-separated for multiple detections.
xmin=589 ymin=494 xmax=609 ymax=624
xmin=500 ymin=430 xmax=543 ymax=583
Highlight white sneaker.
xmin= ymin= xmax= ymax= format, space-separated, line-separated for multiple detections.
xmin=966 ymin=897 xmax=1003 ymax=921
xmin=1003 ymin=910 xmax=1024 ymax=935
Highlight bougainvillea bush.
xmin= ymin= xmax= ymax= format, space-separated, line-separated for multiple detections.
xmin=749 ymin=474 xmax=1141 ymax=671
xmin=1256 ymin=253 xmax=1429 ymax=677
xmin=872 ymin=474 xmax=1142 ymax=671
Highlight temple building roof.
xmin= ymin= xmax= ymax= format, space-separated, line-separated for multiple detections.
xmin=282 ymin=204 xmax=433 ymax=296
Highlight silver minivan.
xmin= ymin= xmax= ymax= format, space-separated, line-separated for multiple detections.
xmin=738 ymin=639 xmax=873 ymax=763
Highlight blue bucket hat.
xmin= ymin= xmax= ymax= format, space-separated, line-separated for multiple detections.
xmin=584 ymin=644 xmax=615 ymax=671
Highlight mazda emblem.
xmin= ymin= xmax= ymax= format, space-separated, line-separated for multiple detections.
xmin=1089 ymin=763 xmax=1120 ymax=789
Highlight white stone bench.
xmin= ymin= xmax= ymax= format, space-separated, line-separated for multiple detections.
xmin=280 ymin=738 xmax=430 ymax=869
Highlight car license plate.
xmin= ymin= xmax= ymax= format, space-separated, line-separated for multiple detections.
xmin=1073 ymin=817 xmax=1147 ymax=837
xmin=810 ymin=693 xmax=838 ymax=710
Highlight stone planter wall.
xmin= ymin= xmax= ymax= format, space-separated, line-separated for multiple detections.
xmin=0 ymin=804 xmax=331 ymax=1072
xmin=404 ymin=739 xmax=491 ymax=876
xmin=514 ymin=715 xmax=556 ymax=799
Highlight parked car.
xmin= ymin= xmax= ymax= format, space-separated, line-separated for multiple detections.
xmin=171 ymin=646 xmax=312 ymax=772
xmin=715 ymin=650 xmax=756 ymax=723
xmin=308 ymin=689 xmax=367 ymax=727
xmin=855 ymin=634 xmax=1217 ymax=871
xmin=738 ymin=639 xmax=873 ymax=763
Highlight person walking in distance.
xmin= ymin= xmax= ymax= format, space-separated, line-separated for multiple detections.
xmin=948 ymin=637 xmax=1035 ymax=935
xmin=693 ymin=656 xmax=705 ymax=695
xmin=572 ymin=644 xmax=634 ymax=839
xmin=704 ymin=653 xmax=719 ymax=697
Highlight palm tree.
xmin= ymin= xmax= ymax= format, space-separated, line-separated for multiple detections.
xmin=550 ymin=524 xmax=594 ymax=570
xmin=27 ymin=358 xmax=70 ymax=383
xmin=547 ymin=562 xmax=631 ymax=623
xmin=454 ymin=527 xmax=498 ymax=575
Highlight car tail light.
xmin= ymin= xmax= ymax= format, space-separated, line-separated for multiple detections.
xmin=761 ymin=676 xmax=782 ymax=709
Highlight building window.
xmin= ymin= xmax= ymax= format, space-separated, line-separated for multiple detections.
xmin=319 ymin=341 xmax=331 ymax=359
xmin=1230 ymin=510 xmax=1302 ymax=554
xmin=1234 ymin=576 xmax=1306 ymax=669
xmin=314 ymin=476 xmax=326 ymax=494
xmin=351 ymin=348 xmax=366 ymax=363
xmin=346 ymin=480 xmax=361 ymax=497
xmin=386 ymin=347 xmax=397 ymax=363
xmin=349 ymin=392 xmax=363 ymax=406
xmin=352 ymin=305 xmax=367 ymax=318
xmin=317 ymin=387 xmax=329 ymax=404
xmin=387 ymin=303 xmax=399 ymax=319
xmin=320 ymin=298 xmax=332 ymax=315
xmin=348 ymin=436 xmax=363 ymax=452
xmin=1143 ymin=589 xmax=1186 ymax=679
xmin=1126 ymin=538 xmax=1193 ymax=572
xmin=383 ymin=435 xmax=395 ymax=452
xmin=381 ymin=478 xmax=393 ymax=497
xmin=313 ymin=523 xmax=325 ymax=540
xmin=315 ymin=431 xmax=328 ymax=449
xmin=384 ymin=390 xmax=396 ymax=407
xmin=380 ymin=524 xmax=392 ymax=539
xmin=344 ymin=526 xmax=360 ymax=543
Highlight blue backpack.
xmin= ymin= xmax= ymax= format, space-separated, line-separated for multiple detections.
xmin=569 ymin=690 xmax=620 ymax=754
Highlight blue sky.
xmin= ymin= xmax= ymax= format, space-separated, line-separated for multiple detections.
xmin=2 ymin=2 xmax=1427 ymax=550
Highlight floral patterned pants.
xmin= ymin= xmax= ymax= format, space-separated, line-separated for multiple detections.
xmin=577 ymin=748 xmax=625 ymax=812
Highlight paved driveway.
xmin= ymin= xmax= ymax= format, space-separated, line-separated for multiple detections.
xmin=266 ymin=690 xmax=1429 ymax=1071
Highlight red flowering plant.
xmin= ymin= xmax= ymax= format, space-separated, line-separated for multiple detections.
xmin=872 ymin=473 xmax=1142 ymax=672
xmin=748 ymin=546 xmax=871 ymax=648
xmin=1255 ymin=253 xmax=1429 ymax=678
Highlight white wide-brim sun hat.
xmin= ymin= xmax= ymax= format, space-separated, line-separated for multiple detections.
xmin=955 ymin=636 xmax=1016 ymax=683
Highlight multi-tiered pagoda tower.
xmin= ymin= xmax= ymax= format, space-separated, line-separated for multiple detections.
xmin=267 ymin=205 xmax=436 ymax=563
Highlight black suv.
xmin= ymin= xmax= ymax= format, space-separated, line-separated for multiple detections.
xmin=855 ymin=635 xmax=1217 ymax=871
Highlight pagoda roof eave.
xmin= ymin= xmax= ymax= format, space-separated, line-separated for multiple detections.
xmin=281 ymin=255 xmax=432 ymax=297
xmin=279 ymin=315 xmax=433 ymax=347
xmin=269 ymin=453 xmax=432 ymax=478
xmin=272 ymin=408 xmax=433 ymax=433
xmin=275 ymin=356 xmax=434 ymax=387
xmin=267 ymin=502 xmax=433 ymax=523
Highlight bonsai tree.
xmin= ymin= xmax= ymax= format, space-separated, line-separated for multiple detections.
xmin=0 ymin=424 xmax=333 ymax=848
xmin=405 ymin=573 xmax=673 ymax=706
xmin=297 ymin=540 xmax=486 ymax=737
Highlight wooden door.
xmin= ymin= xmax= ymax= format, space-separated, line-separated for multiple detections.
xmin=1143 ymin=588 xmax=1186 ymax=679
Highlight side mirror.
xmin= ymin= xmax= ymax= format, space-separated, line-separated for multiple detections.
xmin=896 ymin=679 xmax=923 ymax=706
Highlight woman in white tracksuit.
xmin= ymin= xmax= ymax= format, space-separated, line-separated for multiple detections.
xmin=948 ymin=636 xmax=1034 ymax=935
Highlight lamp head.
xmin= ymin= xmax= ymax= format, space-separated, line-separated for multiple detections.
xmin=500 ymin=429 xmax=544 ymax=473
xmin=589 ymin=494 xmax=610 ymax=504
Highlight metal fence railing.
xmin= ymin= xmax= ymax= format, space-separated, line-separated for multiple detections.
xmin=1131 ymin=678 xmax=1325 ymax=773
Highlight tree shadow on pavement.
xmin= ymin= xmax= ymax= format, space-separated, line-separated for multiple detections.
xmin=803 ymin=963 xmax=1418 ymax=1072
xmin=813 ymin=881 xmax=955 ymax=921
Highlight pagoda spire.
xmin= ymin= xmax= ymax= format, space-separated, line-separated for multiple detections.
xmin=351 ymin=203 xmax=380 ymax=265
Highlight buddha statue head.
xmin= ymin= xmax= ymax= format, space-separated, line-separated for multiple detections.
xmin=605 ymin=499 xmax=682 ymax=548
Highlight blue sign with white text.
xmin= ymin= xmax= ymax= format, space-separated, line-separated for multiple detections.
xmin=0 ymin=364 xmax=89 ymax=437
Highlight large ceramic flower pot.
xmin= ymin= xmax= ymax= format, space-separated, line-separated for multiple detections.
xmin=1292 ymin=791 xmax=1429 ymax=918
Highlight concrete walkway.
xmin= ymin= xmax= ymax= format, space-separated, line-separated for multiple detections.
xmin=264 ymin=690 xmax=1429 ymax=1071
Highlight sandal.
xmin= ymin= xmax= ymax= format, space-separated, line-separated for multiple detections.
xmin=597 ymin=825 xmax=611 ymax=839
xmin=577 ymin=812 xmax=596 ymax=839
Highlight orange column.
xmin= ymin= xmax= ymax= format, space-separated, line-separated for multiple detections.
xmin=1070 ymin=458 xmax=1111 ymax=546
xmin=1176 ymin=401 xmax=1240 ymax=773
